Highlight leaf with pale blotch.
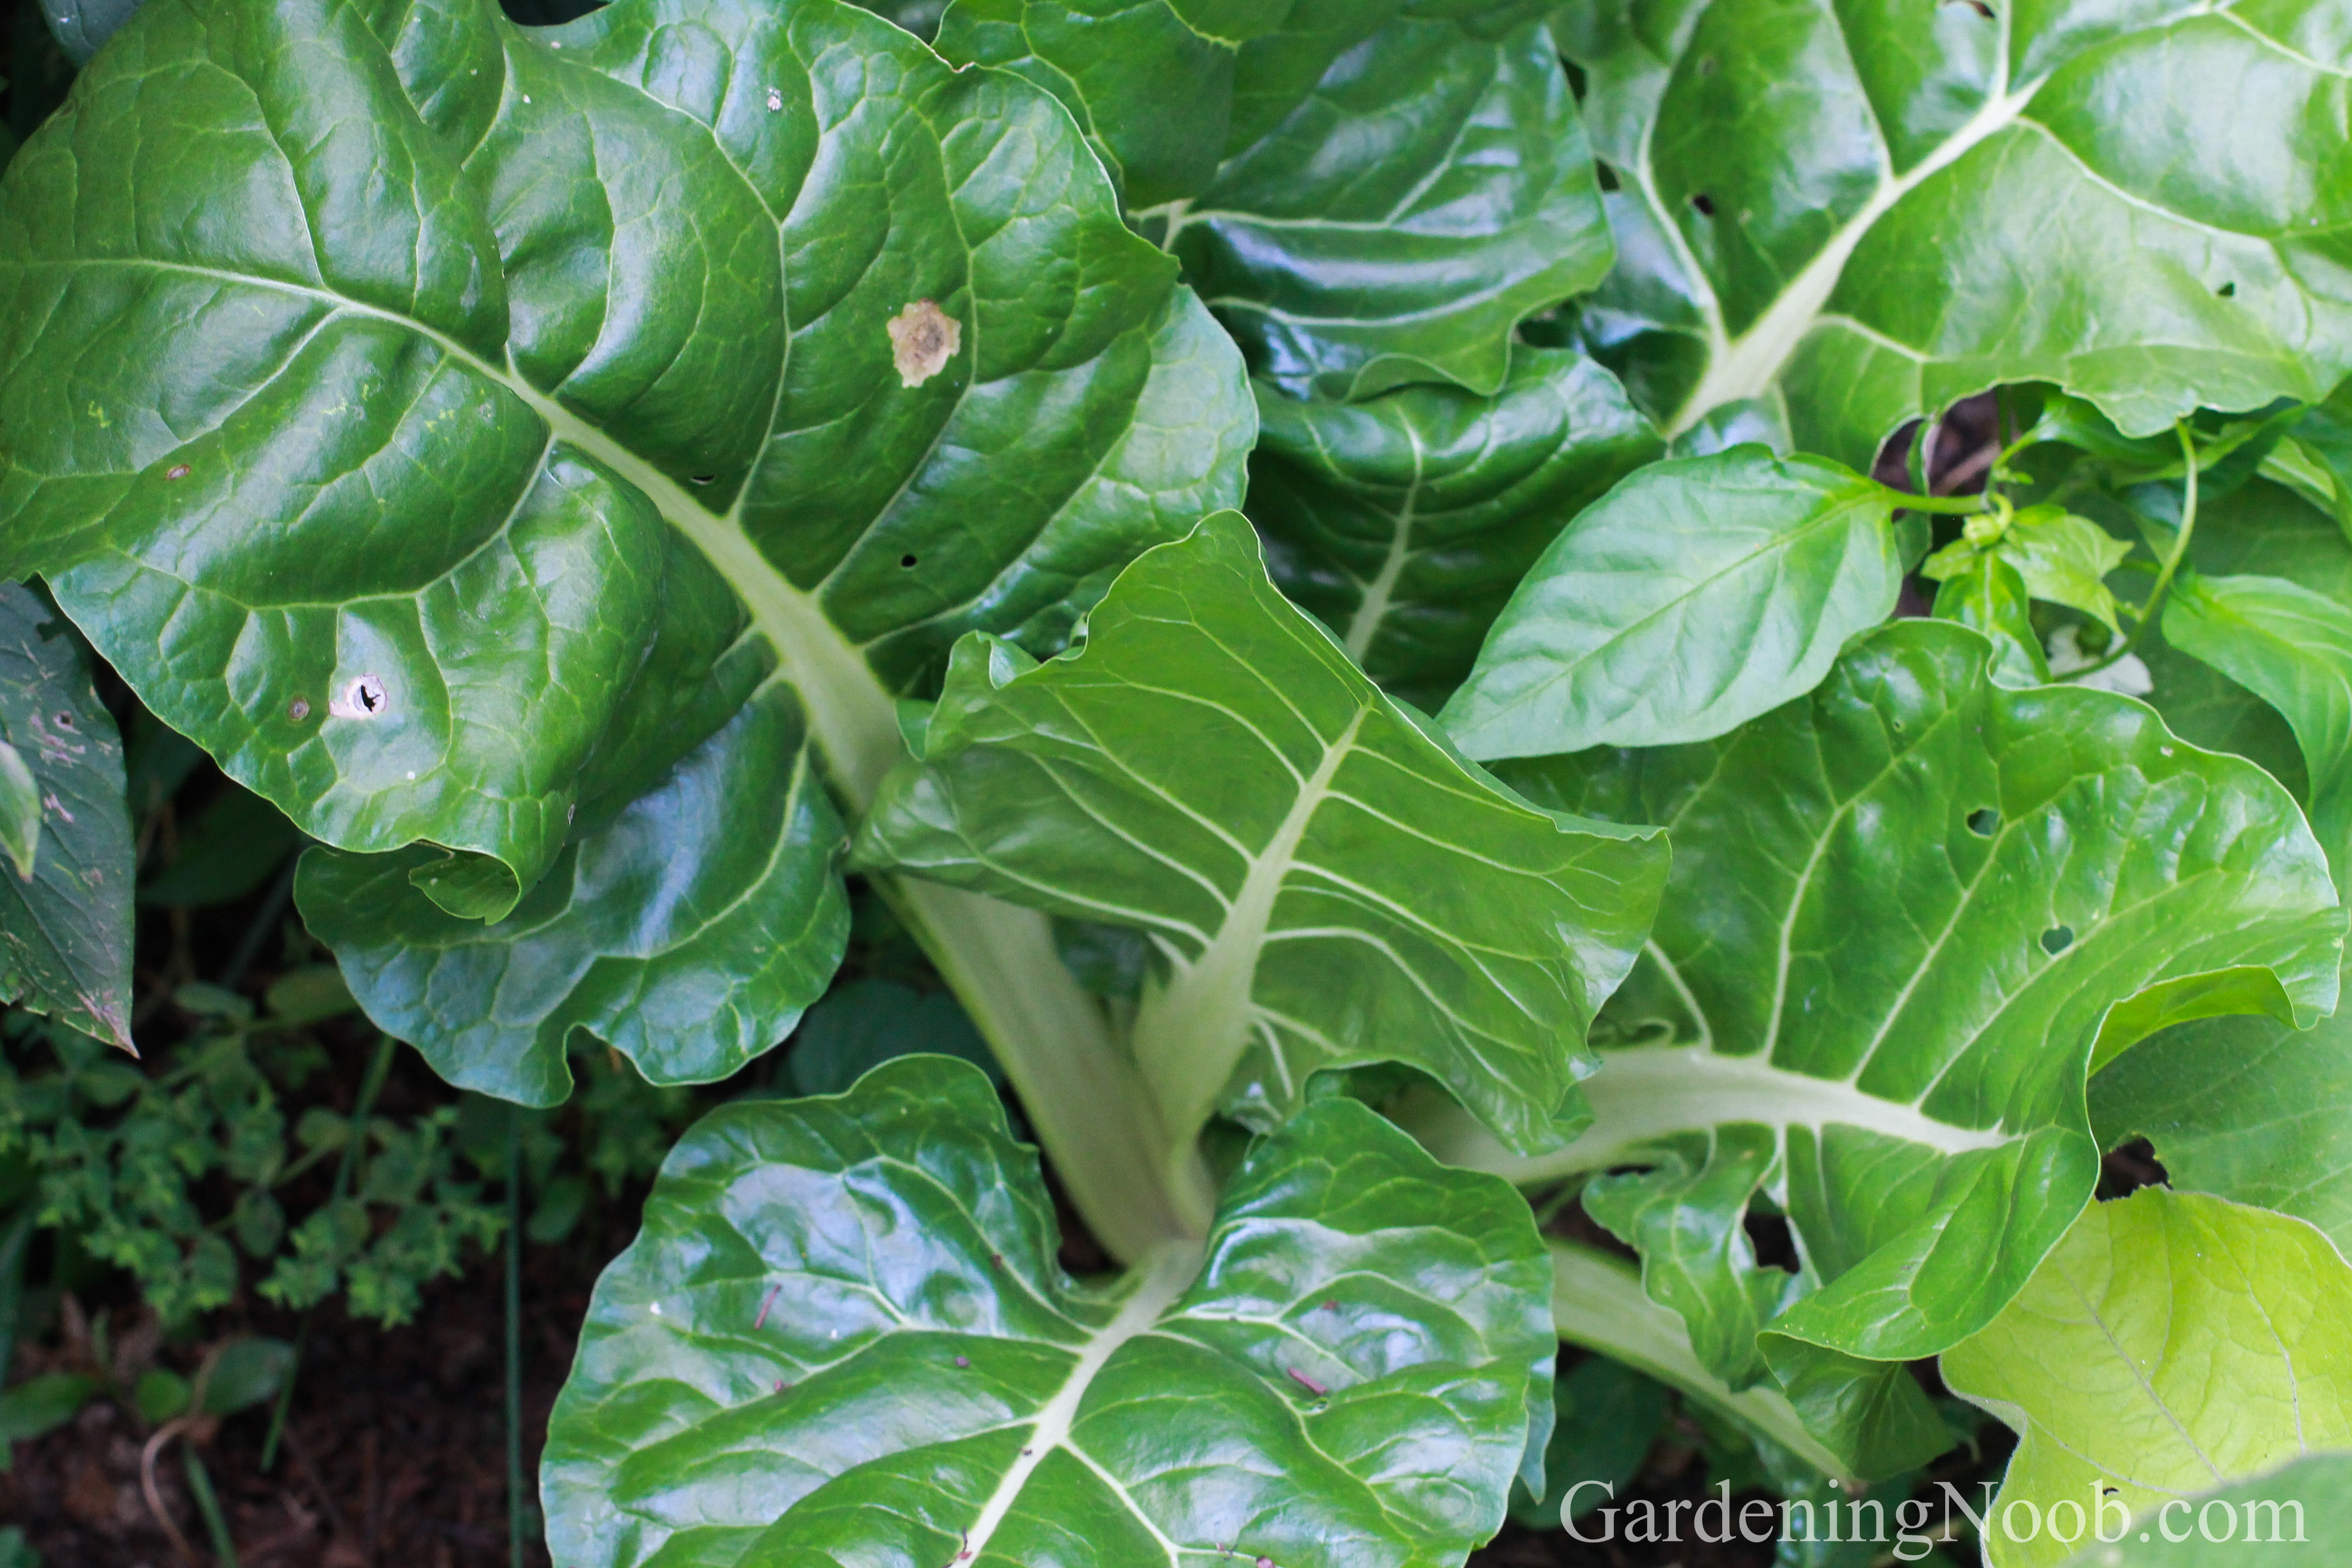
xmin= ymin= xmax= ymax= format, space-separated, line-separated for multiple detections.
xmin=1248 ymin=347 xmax=1660 ymax=711
xmin=854 ymin=514 xmax=1668 ymax=1164
xmin=1415 ymin=619 xmax=2343 ymax=1480
xmin=540 ymin=1055 xmax=1556 ymax=1568
xmin=1558 ymin=0 xmax=2352 ymax=465
xmin=0 ymin=0 xmax=1251 ymax=1096
xmin=1944 ymin=1189 xmax=2352 ymax=1568
xmin=0 ymin=582 xmax=134 ymax=1050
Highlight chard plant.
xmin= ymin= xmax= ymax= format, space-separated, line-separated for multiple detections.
xmin=6 ymin=0 xmax=2352 ymax=1563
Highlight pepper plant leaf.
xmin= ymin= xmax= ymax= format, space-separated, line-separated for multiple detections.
xmin=1923 ymin=505 xmax=2135 ymax=635
xmin=0 ymin=581 xmax=134 ymax=1050
xmin=1439 ymin=447 xmax=1921 ymax=759
xmin=854 ymin=514 xmax=1670 ymax=1167
xmin=1556 ymin=0 xmax=2352 ymax=465
xmin=0 ymin=0 xmax=1252 ymax=1095
xmin=1246 ymin=346 xmax=1661 ymax=710
xmin=1943 ymin=1189 xmax=2352 ymax=1568
xmin=1416 ymin=620 xmax=2344 ymax=1476
xmin=939 ymin=0 xmax=1616 ymax=399
xmin=1930 ymin=552 xmax=2048 ymax=688
xmin=540 ymin=1054 xmax=1556 ymax=1568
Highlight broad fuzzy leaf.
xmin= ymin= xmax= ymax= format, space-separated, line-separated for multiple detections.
xmin=855 ymin=514 xmax=1669 ymax=1160
xmin=1419 ymin=620 xmax=2343 ymax=1475
xmin=0 ymin=0 xmax=1251 ymax=1092
xmin=1440 ymin=447 xmax=1917 ymax=759
xmin=1248 ymin=347 xmax=1662 ymax=710
xmin=1557 ymin=0 xmax=2352 ymax=465
xmin=0 ymin=581 xmax=133 ymax=1050
xmin=541 ymin=1055 xmax=1556 ymax=1568
xmin=940 ymin=0 xmax=1616 ymax=398
xmin=1943 ymin=1190 xmax=2352 ymax=1568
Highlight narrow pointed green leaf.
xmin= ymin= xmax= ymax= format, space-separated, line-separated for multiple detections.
xmin=1558 ymin=0 xmax=2352 ymax=464
xmin=0 ymin=581 xmax=133 ymax=1050
xmin=541 ymin=1055 xmax=1555 ymax=1568
xmin=1943 ymin=1190 xmax=2352 ymax=1568
xmin=1420 ymin=620 xmax=2343 ymax=1475
xmin=0 ymin=0 xmax=1250 ymax=1092
xmin=1439 ymin=447 xmax=1914 ymax=759
xmin=2091 ymin=993 xmax=2352 ymax=1257
xmin=855 ymin=514 xmax=1669 ymax=1159
xmin=1247 ymin=347 xmax=1662 ymax=710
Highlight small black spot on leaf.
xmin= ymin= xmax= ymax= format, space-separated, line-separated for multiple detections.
xmin=1691 ymin=192 xmax=1717 ymax=216
xmin=900 ymin=553 xmax=918 ymax=568
xmin=1697 ymin=56 xmax=1718 ymax=75
xmin=1967 ymin=807 xmax=2000 ymax=836
xmin=2041 ymin=924 xmax=2074 ymax=955
xmin=288 ymin=697 xmax=311 ymax=722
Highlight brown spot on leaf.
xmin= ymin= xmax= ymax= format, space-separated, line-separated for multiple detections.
xmin=886 ymin=300 xmax=960 ymax=388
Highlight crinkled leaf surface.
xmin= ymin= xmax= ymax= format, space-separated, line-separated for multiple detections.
xmin=540 ymin=1055 xmax=1556 ymax=1568
xmin=855 ymin=515 xmax=1669 ymax=1161
xmin=0 ymin=0 xmax=1251 ymax=1095
xmin=2090 ymin=988 xmax=2352 ymax=1257
xmin=1557 ymin=0 xmax=2352 ymax=465
xmin=1247 ymin=347 xmax=1661 ymax=711
xmin=0 ymin=581 xmax=133 ymax=1049
xmin=1418 ymin=620 xmax=2344 ymax=1473
xmin=1439 ymin=447 xmax=1917 ymax=759
xmin=1944 ymin=1189 xmax=2352 ymax=1568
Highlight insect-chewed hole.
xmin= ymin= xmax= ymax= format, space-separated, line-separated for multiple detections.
xmin=1594 ymin=159 xmax=1620 ymax=192
xmin=690 ymin=474 xmax=715 ymax=486
xmin=288 ymin=696 xmax=312 ymax=722
xmin=2040 ymin=924 xmax=2075 ymax=956
xmin=1967 ymin=807 xmax=2000 ymax=836
xmin=330 ymin=674 xmax=391 ymax=721
xmin=1743 ymin=1210 xmax=1800 ymax=1275
xmin=53 ymin=711 xmax=74 ymax=731
xmin=900 ymin=553 xmax=918 ymax=568
xmin=1691 ymin=192 xmax=1717 ymax=216
xmin=2218 ymin=281 xmax=2237 ymax=298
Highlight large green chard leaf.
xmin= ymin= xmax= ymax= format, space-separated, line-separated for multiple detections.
xmin=940 ymin=0 xmax=1616 ymax=399
xmin=1246 ymin=346 xmax=1661 ymax=710
xmin=0 ymin=581 xmax=133 ymax=1049
xmin=1557 ymin=0 xmax=2352 ymax=466
xmin=1439 ymin=447 xmax=1923 ymax=759
xmin=856 ymin=514 xmax=1669 ymax=1167
xmin=1415 ymin=619 xmax=2344 ymax=1476
xmin=2056 ymin=1452 xmax=2352 ymax=1566
xmin=541 ymin=1054 xmax=1555 ymax=1568
xmin=0 ymin=0 xmax=1251 ymax=1098
xmin=1943 ymin=1189 xmax=2352 ymax=1568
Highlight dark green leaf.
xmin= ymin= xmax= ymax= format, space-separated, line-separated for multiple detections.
xmin=0 ymin=582 xmax=133 ymax=1050
xmin=1509 ymin=1353 xmax=1670 ymax=1529
xmin=784 ymin=976 xmax=996 ymax=1097
xmin=41 ymin=0 xmax=141 ymax=65
xmin=856 ymin=515 xmax=1669 ymax=1164
xmin=0 ymin=1372 xmax=98 ymax=1443
xmin=198 ymin=1335 xmax=293 ymax=1416
xmin=1248 ymin=347 xmax=1662 ymax=709
xmin=1 ymin=0 xmax=1251 ymax=1092
xmin=1558 ymin=0 xmax=2352 ymax=464
xmin=541 ymin=1055 xmax=1556 ymax=1567
xmin=138 ymin=782 xmax=301 ymax=908
xmin=1421 ymin=619 xmax=2344 ymax=1476
xmin=1440 ymin=448 xmax=1914 ymax=759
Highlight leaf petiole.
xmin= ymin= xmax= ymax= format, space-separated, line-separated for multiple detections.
xmin=2067 ymin=422 xmax=2200 ymax=680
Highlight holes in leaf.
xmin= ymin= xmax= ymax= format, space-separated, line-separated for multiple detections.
xmin=1691 ymin=192 xmax=1717 ymax=217
xmin=900 ymin=553 xmax=918 ymax=568
xmin=689 ymin=474 xmax=716 ymax=486
xmin=2218 ymin=281 xmax=2237 ymax=298
xmin=165 ymin=464 xmax=192 ymax=481
xmin=288 ymin=697 xmax=311 ymax=722
xmin=1594 ymin=159 xmax=1620 ymax=192
xmin=330 ymin=674 xmax=390 ymax=721
xmin=1744 ymin=1211 xmax=1800 ymax=1275
xmin=1967 ymin=807 xmax=2000 ymax=836
xmin=2040 ymin=924 xmax=2075 ymax=956
xmin=52 ymin=711 xmax=73 ymax=731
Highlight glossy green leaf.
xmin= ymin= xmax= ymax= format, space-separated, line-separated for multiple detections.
xmin=42 ymin=0 xmax=140 ymax=65
xmin=0 ymin=581 xmax=133 ymax=1050
xmin=1943 ymin=1189 xmax=2352 ymax=1568
xmin=0 ymin=0 xmax=1250 ymax=1088
xmin=540 ymin=1054 xmax=1556 ymax=1568
xmin=1508 ymin=1347 xmax=1670 ymax=1528
xmin=298 ymin=686 xmax=848 ymax=1106
xmin=1924 ymin=504 xmax=2135 ymax=634
xmin=1247 ymin=347 xmax=1662 ymax=710
xmin=1420 ymin=620 xmax=2343 ymax=1473
xmin=856 ymin=514 xmax=1669 ymax=1164
xmin=2090 ymin=991 xmax=2352 ymax=1257
xmin=783 ymin=975 xmax=998 ymax=1097
xmin=1558 ymin=0 xmax=2352 ymax=465
xmin=1439 ymin=447 xmax=1916 ymax=759
xmin=2055 ymin=1452 xmax=2352 ymax=1566
xmin=1930 ymin=552 xmax=2049 ymax=688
